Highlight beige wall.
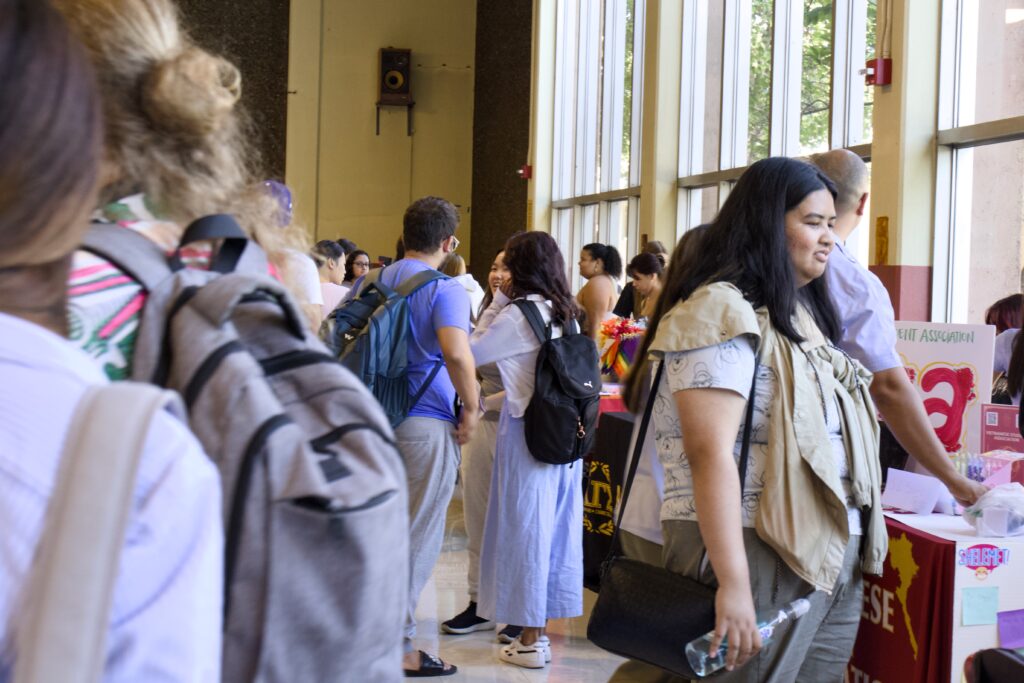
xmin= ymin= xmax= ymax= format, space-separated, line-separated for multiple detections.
xmin=287 ymin=0 xmax=476 ymax=264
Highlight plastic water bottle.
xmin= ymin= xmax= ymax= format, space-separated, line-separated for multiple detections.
xmin=684 ymin=597 xmax=811 ymax=677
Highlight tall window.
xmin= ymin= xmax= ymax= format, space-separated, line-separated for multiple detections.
xmin=933 ymin=0 xmax=1024 ymax=323
xmin=678 ymin=0 xmax=875 ymax=252
xmin=551 ymin=0 xmax=645 ymax=287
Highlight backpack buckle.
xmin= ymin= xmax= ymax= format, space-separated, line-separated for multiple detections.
xmin=576 ymin=418 xmax=586 ymax=439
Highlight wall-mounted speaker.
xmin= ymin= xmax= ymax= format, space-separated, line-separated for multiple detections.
xmin=378 ymin=48 xmax=412 ymax=105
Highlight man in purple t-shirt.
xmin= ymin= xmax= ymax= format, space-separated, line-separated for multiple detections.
xmin=383 ymin=197 xmax=479 ymax=677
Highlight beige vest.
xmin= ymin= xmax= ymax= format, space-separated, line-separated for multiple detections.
xmin=649 ymin=282 xmax=886 ymax=592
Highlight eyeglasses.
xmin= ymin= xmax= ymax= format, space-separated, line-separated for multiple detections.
xmin=353 ymin=260 xmax=370 ymax=268
xmin=450 ymin=235 xmax=460 ymax=251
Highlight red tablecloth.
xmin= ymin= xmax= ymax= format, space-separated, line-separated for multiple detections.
xmin=848 ymin=516 xmax=956 ymax=682
xmin=598 ymin=394 xmax=627 ymax=415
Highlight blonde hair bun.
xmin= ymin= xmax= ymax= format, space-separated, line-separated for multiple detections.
xmin=142 ymin=47 xmax=241 ymax=137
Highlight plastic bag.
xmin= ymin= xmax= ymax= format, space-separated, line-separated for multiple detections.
xmin=964 ymin=483 xmax=1024 ymax=537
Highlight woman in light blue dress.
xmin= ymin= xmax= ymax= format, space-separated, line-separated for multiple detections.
xmin=469 ymin=232 xmax=584 ymax=670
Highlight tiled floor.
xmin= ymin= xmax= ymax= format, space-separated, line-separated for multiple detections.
xmin=410 ymin=497 xmax=626 ymax=682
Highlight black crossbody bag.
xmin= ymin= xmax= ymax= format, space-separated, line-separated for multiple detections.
xmin=587 ymin=358 xmax=759 ymax=678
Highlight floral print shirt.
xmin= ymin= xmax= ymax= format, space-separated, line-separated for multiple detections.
xmin=67 ymin=194 xmax=214 ymax=380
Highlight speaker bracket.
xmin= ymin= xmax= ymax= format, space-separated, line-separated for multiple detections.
xmin=376 ymin=100 xmax=415 ymax=136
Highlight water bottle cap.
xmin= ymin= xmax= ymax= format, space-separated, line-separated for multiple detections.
xmin=791 ymin=598 xmax=811 ymax=619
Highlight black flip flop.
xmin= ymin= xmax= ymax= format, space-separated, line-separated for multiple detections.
xmin=403 ymin=651 xmax=457 ymax=678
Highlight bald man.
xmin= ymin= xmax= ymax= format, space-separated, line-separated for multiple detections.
xmin=812 ymin=149 xmax=986 ymax=506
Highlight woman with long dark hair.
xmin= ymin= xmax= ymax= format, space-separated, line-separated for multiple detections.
xmin=577 ymin=242 xmax=622 ymax=337
xmin=469 ymin=232 xmax=585 ymax=669
xmin=624 ymin=157 xmax=883 ymax=680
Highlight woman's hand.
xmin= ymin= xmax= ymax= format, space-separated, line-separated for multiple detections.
xmin=710 ymin=580 xmax=762 ymax=672
xmin=499 ymin=277 xmax=515 ymax=300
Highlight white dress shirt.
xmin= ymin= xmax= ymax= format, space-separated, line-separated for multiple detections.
xmin=0 ymin=313 xmax=223 ymax=682
xmin=825 ymin=240 xmax=903 ymax=373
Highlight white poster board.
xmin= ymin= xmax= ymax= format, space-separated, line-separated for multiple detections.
xmin=888 ymin=512 xmax=1024 ymax=683
xmin=894 ymin=322 xmax=995 ymax=455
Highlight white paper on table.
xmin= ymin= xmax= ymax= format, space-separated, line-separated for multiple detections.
xmin=882 ymin=468 xmax=955 ymax=515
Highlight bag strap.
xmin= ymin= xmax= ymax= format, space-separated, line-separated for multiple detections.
xmin=512 ymin=299 xmax=551 ymax=342
xmin=396 ymin=267 xmax=448 ymax=298
xmin=169 ymin=214 xmax=253 ymax=274
xmin=610 ymin=348 xmax=760 ymax=558
xmin=80 ymin=222 xmax=173 ymax=293
xmin=409 ymin=359 xmax=445 ymax=412
xmin=13 ymin=383 xmax=179 ymax=683
xmin=394 ymin=267 xmax=449 ymax=410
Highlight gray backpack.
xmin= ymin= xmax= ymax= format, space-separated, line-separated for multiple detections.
xmin=82 ymin=216 xmax=408 ymax=683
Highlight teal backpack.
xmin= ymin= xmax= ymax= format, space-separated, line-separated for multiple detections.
xmin=322 ymin=267 xmax=449 ymax=427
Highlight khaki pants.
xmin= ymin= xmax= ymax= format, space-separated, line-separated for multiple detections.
xmin=662 ymin=520 xmax=863 ymax=683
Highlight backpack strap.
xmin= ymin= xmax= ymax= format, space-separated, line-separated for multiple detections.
xmin=169 ymin=214 xmax=267 ymax=275
xmin=408 ymin=360 xmax=445 ymax=413
xmin=397 ymin=268 xmax=449 ymax=412
xmin=512 ymin=299 xmax=551 ymax=342
xmin=13 ymin=383 xmax=179 ymax=683
xmin=80 ymin=222 xmax=173 ymax=293
xmin=395 ymin=268 xmax=448 ymax=297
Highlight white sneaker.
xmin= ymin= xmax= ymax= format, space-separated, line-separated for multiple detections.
xmin=498 ymin=637 xmax=546 ymax=669
xmin=537 ymin=635 xmax=552 ymax=663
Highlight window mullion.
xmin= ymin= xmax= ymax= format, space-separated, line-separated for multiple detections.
xmin=601 ymin=0 xmax=626 ymax=192
xmin=769 ymin=0 xmax=803 ymax=156
xmin=628 ymin=0 xmax=646 ymax=187
xmin=831 ymin=0 xmax=866 ymax=148
xmin=720 ymin=0 xmax=752 ymax=170
xmin=678 ymin=0 xmax=708 ymax=178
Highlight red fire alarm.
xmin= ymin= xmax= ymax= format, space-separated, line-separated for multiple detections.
xmin=864 ymin=57 xmax=892 ymax=86
xmin=517 ymin=164 xmax=532 ymax=180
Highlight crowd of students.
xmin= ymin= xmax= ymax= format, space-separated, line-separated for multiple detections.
xmin=0 ymin=1 xmax=999 ymax=682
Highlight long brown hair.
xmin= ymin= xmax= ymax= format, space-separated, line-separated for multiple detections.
xmin=0 ymin=0 xmax=102 ymax=331
xmin=503 ymin=232 xmax=579 ymax=327
xmin=623 ymin=225 xmax=708 ymax=410
xmin=0 ymin=0 xmax=101 ymax=267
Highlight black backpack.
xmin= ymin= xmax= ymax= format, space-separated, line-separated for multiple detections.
xmin=321 ymin=266 xmax=448 ymax=427
xmin=513 ymin=299 xmax=601 ymax=465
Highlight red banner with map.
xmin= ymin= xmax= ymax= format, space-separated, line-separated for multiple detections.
xmin=848 ymin=517 xmax=956 ymax=683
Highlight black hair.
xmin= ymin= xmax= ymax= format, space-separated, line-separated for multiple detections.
xmin=337 ymin=238 xmax=357 ymax=254
xmin=344 ymin=249 xmax=369 ymax=283
xmin=478 ymin=246 xmax=507 ymax=316
xmin=504 ymin=232 xmax=579 ymax=328
xmin=395 ymin=236 xmax=405 ymax=261
xmin=623 ymin=158 xmax=842 ymax=409
xmin=403 ymin=196 xmax=459 ymax=253
xmin=582 ymin=242 xmax=623 ymax=279
xmin=314 ymin=239 xmax=344 ymax=263
xmin=1006 ymin=295 xmax=1024 ymax=396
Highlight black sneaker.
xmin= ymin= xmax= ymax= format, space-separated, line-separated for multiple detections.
xmin=441 ymin=601 xmax=496 ymax=634
xmin=497 ymin=624 xmax=523 ymax=643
